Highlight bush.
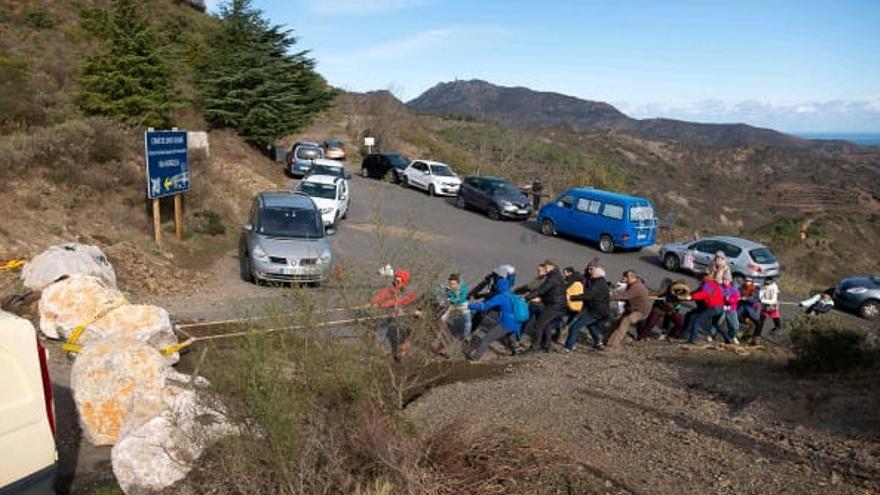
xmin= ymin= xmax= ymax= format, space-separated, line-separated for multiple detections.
xmin=193 ymin=210 xmax=226 ymax=236
xmin=23 ymin=8 xmax=57 ymax=29
xmin=789 ymin=315 xmax=874 ymax=372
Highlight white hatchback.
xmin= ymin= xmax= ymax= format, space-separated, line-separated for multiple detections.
xmin=295 ymin=174 xmax=350 ymax=227
xmin=401 ymin=160 xmax=461 ymax=196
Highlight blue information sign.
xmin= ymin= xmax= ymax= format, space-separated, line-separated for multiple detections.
xmin=144 ymin=130 xmax=190 ymax=199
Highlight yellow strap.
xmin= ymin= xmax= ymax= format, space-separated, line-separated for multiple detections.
xmin=62 ymin=299 xmax=128 ymax=353
xmin=159 ymin=338 xmax=194 ymax=355
xmin=0 ymin=259 xmax=25 ymax=271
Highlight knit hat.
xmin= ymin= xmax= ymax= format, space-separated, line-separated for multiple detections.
xmin=715 ymin=251 xmax=726 ymax=259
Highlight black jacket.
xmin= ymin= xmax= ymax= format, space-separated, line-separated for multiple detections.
xmin=468 ymin=272 xmax=498 ymax=300
xmin=570 ymin=276 xmax=611 ymax=320
xmin=527 ymin=268 xmax=567 ymax=309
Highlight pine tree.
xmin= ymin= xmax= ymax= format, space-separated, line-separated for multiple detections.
xmin=198 ymin=0 xmax=335 ymax=147
xmin=75 ymin=0 xmax=177 ymax=128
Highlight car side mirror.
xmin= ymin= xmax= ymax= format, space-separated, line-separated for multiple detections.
xmin=243 ymin=223 xmax=253 ymax=232
xmin=557 ymin=201 xmax=564 ymax=207
xmin=345 ymin=173 xmax=352 ymax=180
xmin=325 ymin=226 xmax=337 ymax=236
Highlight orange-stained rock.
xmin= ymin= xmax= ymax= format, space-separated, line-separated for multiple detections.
xmin=89 ymin=304 xmax=179 ymax=364
xmin=38 ymin=274 xmax=125 ymax=340
xmin=71 ymin=338 xmax=168 ymax=445
xmin=22 ymin=243 xmax=117 ymax=291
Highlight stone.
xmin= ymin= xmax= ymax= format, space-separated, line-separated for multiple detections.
xmin=38 ymin=274 xmax=125 ymax=340
xmin=187 ymin=131 xmax=209 ymax=157
xmin=89 ymin=304 xmax=180 ymax=364
xmin=71 ymin=338 xmax=168 ymax=446
xmin=22 ymin=243 xmax=117 ymax=291
xmin=112 ymin=386 xmax=237 ymax=494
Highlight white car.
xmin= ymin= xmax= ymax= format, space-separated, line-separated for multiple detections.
xmin=0 ymin=311 xmax=57 ymax=494
xmin=295 ymin=174 xmax=350 ymax=227
xmin=401 ymin=160 xmax=461 ymax=196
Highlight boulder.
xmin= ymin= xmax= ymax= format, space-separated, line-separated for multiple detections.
xmin=38 ymin=274 xmax=125 ymax=340
xmin=89 ymin=305 xmax=180 ymax=364
xmin=112 ymin=386 xmax=238 ymax=494
xmin=71 ymin=338 xmax=168 ymax=445
xmin=21 ymin=243 xmax=117 ymax=291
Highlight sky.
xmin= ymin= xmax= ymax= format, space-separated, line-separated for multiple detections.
xmin=205 ymin=0 xmax=880 ymax=133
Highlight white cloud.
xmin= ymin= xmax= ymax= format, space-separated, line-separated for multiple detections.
xmin=619 ymin=98 xmax=880 ymax=132
xmin=304 ymin=0 xmax=436 ymax=15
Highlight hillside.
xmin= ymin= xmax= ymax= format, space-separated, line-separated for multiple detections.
xmin=408 ymin=79 xmax=834 ymax=150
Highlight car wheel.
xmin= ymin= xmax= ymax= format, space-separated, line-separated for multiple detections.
xmin=456 ymin=196 xmax=466 ymax=209
xmin=360 ymin=168 xmax=369 ymax=178
xmin=487 ymin=206 xmax=500 ymax=221
xmin=599 ymin=234 xmax=614 ymax=253
xmin=428 ymin=184 xmax=436 ymax=196
xmin=859 ymin=299 xmax=879 ymax=320
xmin=663 ymin=253 xmax=680 ymax=272
xmin=540 ymin=219 xmax=556 ymax=236
xmin=401 ymin=175 xmax=409 ymax=188
xmin=239 ymin=247 xmax=254 ymax=283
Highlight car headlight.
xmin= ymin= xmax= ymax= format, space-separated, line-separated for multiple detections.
xmin=320 ymin=207 xmax=333 ymax=214
xmin=319 ymin=249 xmax=332 ymax=263
xmin=500 ymin=200 xmax=514 ymax=209
xmin=847 ymin=287 xmax=869 ymax=295
xmin=252 ymin=245 xmax=269 ymax=262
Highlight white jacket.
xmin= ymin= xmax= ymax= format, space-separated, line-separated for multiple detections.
xmin=760 ymin=282 xmax=779 ymax=305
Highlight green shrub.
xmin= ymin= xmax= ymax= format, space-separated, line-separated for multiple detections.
xmin=23 ymin=8 xmax=56 ymax=29
xmin=789 ymin=315 xmax=873 ymax=372
xmin=194 ymin=210 xmax=226 ymax=236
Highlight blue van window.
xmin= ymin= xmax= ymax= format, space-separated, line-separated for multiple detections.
xmin=630 ymin=205 xmax=655 ymax=221
xmin=559 ymin=194 xmax=575 ymax=208
xmin=576 ymin=198 xmax=601 ymax=214
xmin=602 ymin=204 xmax=624 ymax=220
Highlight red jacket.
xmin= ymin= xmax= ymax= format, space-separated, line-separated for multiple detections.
xmin=690 ymin=280 xmax=724 ymax=308
xmin=371 ymin=269 xmax=416 ymax=309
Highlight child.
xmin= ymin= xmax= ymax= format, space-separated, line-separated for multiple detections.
xmin=759 ymin=277 xmax=782 ymax=335
xmin=800 ymin=291 xmax=834 ymax=315
xmin=712 ymin=274 xmax=741 ymax=344
xmin=441 ymin=273 xmax=472 ymax=340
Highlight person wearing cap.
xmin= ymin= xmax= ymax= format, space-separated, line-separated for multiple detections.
xmin=607 ymin=269 xmax=652 ymax=348
xmin=525 ymin=259 xmax=567 ymax=352
xmin=531 ymin=177 xmax=544 ymax=212
xmin=371 ymin=269 xmax=417 ymax=360
xmin=466 ymin=277 xmax=521 ymax=362
xmin=711 ymin=251 xmax=731 ymax=284
xmin=468 ymin=264 xmax=517 ymax=333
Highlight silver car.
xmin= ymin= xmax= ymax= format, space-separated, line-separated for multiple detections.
xmin=833 ymin=275 xmax=880 ymax=320
xmin=658 ymin=235 xmax=781 ymax=283
xmin=239 ymin=191 xmax=333 ymax=284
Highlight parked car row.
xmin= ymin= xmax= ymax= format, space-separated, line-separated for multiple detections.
xmin=287 ymin=139 xmax=347 ymax=177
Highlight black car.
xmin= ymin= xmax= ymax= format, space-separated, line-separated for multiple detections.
xmin=456 ymin=176 xmax=533 ymax=220
xmin=833 ymin=274 xmax=880 ymax=320
xmin=360 ymin=153 xmax=410 ymax=182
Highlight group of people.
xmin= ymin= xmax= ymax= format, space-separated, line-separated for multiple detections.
xmin=369 ymin=250 xmax=833 ymax=362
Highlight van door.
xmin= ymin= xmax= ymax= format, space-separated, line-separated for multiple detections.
xmin=598 ymin=202 xmax=625 ymax=243
xmin=629 ymin=203 xmax=657 ymax=246
xmin=552 ymin=193 xmax=577 ymax=235
xmin=573 ymin=195 xmax=602 ymax=242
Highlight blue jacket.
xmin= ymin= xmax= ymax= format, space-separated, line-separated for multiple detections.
xmin=446 ymin=281 xmax=469 ymax=305
xmin=467 ymin=278 xmax=520 ymax=334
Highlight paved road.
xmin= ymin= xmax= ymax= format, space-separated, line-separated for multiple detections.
xmin=163 ymin=170 xmax=867 ymax=327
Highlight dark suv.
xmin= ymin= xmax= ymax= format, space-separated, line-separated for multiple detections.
xmin=456 ymin=176 xmax=533 ymax=220
xmin=360 ymin=153 xmax=410 ymax=182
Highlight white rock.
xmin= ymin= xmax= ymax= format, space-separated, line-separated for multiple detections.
xmin=187 ymin=131 xmax=209 ymax=157
xmin=89 ymin=305 xmax=180 ymax=364
xmin=71 ymin=338 xmax=168 ymax=446
xmin=112 ymin=386 xmax=237 ymax=494
xmin=22 ymin=243 xmax=117 ymax=291
xmin=38 ymin=275 xmax=125 ymax=340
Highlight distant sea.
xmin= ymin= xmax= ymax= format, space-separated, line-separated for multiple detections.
xmin=795 ymin=132 xmax=880 ymax=145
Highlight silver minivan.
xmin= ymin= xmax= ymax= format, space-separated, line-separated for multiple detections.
xmin=658 ymin=235 xmax=781 ymax=283
xmin=239 ymin=191 xmax=333 ymax=284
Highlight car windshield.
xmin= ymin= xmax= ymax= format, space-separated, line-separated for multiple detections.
xmin=297 ymin=181 xmax=337 ymax=199
xmin=749 ymin=247 xmax=777 ymax=264
xmin=430 ymin=165 xmax=455 ymax=177
xmin=386 ymin=154 xmax=410 ymax=168
xmin=487 ymin=180 xmax=520 ymax=195
xmin=325 ymin=140 xmax=343 ymax=147
xmin=296 ymin=146 xmax=323 ymax=159
xmin=310 ymin=164 xmax=344 ymax=178
xmin=630 ymin=205 xmax=655 ymax=221
xmin=258 ymin=207 xmax=323 ymax=238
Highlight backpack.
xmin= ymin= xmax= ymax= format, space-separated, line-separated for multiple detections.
xmin=566 ymin=281 xmax=584 ymax=312
xmin=512 ymin=295 xmax=530 ymax=323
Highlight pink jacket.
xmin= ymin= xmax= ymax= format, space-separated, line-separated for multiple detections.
xmin=722 ymin=284 xmax=739 ymax=312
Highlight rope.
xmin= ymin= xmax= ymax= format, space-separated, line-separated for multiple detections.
xmin=0 ymin=259 xmax=25 ymax=271
xmin=176 ymin=304 xmax=371 ymax=330
xmin=181 ymin=313 xmax=405 ymax=343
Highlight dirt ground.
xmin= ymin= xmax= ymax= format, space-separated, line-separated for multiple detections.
xmin=406 ymin=342 xmax=880 ymax=495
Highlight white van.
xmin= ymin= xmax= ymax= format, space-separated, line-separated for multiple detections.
xmin=0 ymin=311 xmax=57 ymax=494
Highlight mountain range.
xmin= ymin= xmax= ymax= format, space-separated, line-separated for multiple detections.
xmin=407 ymin=79 xmax=851 ymax=150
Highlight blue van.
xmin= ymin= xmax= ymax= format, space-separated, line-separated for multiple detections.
xmin=537 ymin=188 xmax=657 ymax=252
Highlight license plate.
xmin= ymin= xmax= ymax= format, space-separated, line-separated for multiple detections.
xmin=637 ymin=234 xmax=647 ymax=239
xmin=517 ymin=209 xmax=529 ymax=215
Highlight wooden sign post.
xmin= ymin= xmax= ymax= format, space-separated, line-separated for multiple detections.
xmin=153 ymin=197 xmax=162 ymax=247
xmin=145 ymin=127 xmax=190 ymax=247
xmin=174 ymin=194 xmax=183 ymax=242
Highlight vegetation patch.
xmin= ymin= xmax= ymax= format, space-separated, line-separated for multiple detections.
xmin=788 ymin=315 xmax=877 ymax=373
